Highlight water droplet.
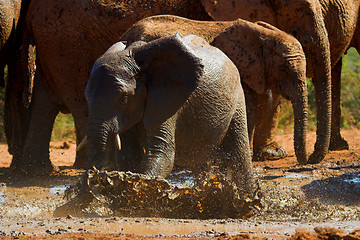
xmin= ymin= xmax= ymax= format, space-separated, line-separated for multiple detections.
xmin=49 ymin=185 xmax=70 ymax=195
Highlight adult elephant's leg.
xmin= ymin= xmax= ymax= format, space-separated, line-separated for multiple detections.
xmin=252 ymin=90 xmax=286 ymax=162
xmin=0 ymin=62 xmax=5 ymax=87
xmin=243 ymin=84 xmax=256 ymax=149
xmin=6 ymin=46 xmax=34 ymax=170
xmin=14 ymin=68 xmax=59 ymax=175
xmin=6 ymin=54 xmax=31 ymax=170
xmin=306 ymin=37 xmax=332 ymax=164
xmin=329 ymin=58 xmax=349 ymax=151
xmin=72 ymin=107 xmax=89 ymax=168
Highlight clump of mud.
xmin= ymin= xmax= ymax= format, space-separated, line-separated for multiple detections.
xmin=58 ymin=168 xmax=262 ymax=219
xmin=291 ymin=227 xmax=360 ymax=240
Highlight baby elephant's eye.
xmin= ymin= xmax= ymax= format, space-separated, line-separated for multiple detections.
xmin=118 ymin=94 xmax=128 ymax=106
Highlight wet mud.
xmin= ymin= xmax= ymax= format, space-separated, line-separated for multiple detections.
xmin=54 ymin=169 xmax=261 ymax=219
xmin=0 ymin=130 xmax=359 ymax=239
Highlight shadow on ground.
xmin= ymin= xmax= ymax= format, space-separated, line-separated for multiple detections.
xmin=302 ymin=172 xmax=360 ymax=206
xmin=0 ymin=166 xmax=84 ymax=188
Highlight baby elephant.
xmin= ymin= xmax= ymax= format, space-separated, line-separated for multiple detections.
xmin=85 ymin=34 xmax=254 ymax=194
xmin=120 ymin=15 xmax=309 ymax=164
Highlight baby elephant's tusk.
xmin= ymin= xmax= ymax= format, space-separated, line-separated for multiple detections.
xmin=115 ymin=134 xmax=121 ymax=151
xmin=76 ymin=136 xmax=88 ymax=152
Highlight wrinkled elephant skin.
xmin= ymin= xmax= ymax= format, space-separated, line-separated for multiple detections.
xmin=7 ymin=0 xmax=212 ymax=175
xmin=120 ymin=15 xmax=308 ymax=164
xmin=1 ymin=0 xmax=34 ymax=173
xmin=86 ymin=34 xmax=254 ymax=195
xmin=201 ymin=0 xmax=360 ymax=163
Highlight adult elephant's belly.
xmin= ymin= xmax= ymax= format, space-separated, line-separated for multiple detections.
xmin=173 ymin=86 xmax=238 ymax=169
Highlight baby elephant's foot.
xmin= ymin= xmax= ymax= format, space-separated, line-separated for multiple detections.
xmin=329 ymin=136 xmax=349 ymax=151
xmin=253 ymin=144 xmax=287 ymax=162
xmin=73 ymin=151 xmax=87 ymax=169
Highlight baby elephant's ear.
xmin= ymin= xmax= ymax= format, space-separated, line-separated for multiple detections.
xmin=132 ymin=34 xmax=204 ymax=130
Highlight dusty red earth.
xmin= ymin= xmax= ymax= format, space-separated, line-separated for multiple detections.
xmin=0 ymin=129 xmax=359 ymax=239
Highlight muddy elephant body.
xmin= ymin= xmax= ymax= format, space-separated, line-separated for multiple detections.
xmin=9 ymin=0 xmax=359 ymax=175
xmin=200 ymin=0 xmax=360 ymax=163
xmin=0 ymin=0 xmax=23 ymax=85
xmin=86 ymin=34 xmax=254 ymax=194
xmin=6 ymin=0 xmax=212 ymax=175
xmin=0 ymin=0 xmax=33 ymax=90
xmin=120 ymin=15 xmax=308 ymax=164
xmin=321 ymin=0 xmax=360 ymax=151
xmin=1 ymin=0 xmax=23 ymax=149
xmin=1 ymin=0 xmax=33 ymax=161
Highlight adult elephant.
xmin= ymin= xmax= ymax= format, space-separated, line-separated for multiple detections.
xmin=1 ymin=0 xmax=33 ymax=163
xmin=200 ymin=0 xmax=360 ymax=163
xmin=0 ymin=0 xmax=30 ymax=86
xmin=6 ymin=0 xmax=212 ymax=175
xmin=86 ymin=34 xmax=254 ymax=194
xmin=120 ymin=15 xmax=308 ymax=164
xmin=321 ymin=0 xmax=360 ymax=152
xmin=11 ymin=0 xmax=357 ymax=174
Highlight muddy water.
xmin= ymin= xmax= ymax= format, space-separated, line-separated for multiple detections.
xmin=0 ymin=130 xmax=359 ymax=238
xmin=0 ymin=177 xmax=73 ymax=219
xmin=0 ymin=160 xmax=359 ymax=238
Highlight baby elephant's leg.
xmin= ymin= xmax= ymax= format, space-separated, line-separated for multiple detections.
xmin=218 ymin=104 xmax=254 ymax=195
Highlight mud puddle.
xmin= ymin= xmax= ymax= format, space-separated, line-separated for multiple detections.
xmin=54 ymin=169 xmax=261 ymax=220
xmin=0 ymin=130 xmax=359 ymax=239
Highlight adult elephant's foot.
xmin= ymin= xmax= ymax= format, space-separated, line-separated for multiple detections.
xmin=10 ymin=156 xmax=58 ymax=176
xmin=252 ymin=143 xmax=288 ymax=162
xmin=329 ymin=135 xmax=349 ymax=151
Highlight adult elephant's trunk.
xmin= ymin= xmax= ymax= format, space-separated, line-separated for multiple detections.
xmin=308 ymin=77 xmax=331 ymax=164
xmin=307 ymin=33 xmax=332 ymax=164
xmin=291 ymin=86 xmax=309 ymax=165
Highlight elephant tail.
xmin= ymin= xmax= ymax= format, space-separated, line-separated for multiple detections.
xmin=21 ymin=29 xmax=36 ymax=108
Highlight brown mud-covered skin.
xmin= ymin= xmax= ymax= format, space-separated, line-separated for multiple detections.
xmin=6 ymin=0 xmax=213 ymax=175
xmin=6 ymin=0 xmax=360 ymax=176
xmin=1 ymin=0 xmax=32 ymax=167
xmin=120 ymin=15 xmax=308 ymax=164
xmin=0 ymin=0 xmax=23 ymax=86
xmin=200 ymin=0 xmax=360 ymax=163
xmin=85 ymin=34 xmax=254 ymax=196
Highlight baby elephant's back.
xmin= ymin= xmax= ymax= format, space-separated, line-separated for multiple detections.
xmin=175 ymin=35 xmax=244 ymax=166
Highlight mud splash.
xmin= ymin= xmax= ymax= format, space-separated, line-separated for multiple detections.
xmin=167 ymin=169 xmax=194 ymax=186
xmin=0 ymin=191 xmax=4 ymax=203
xmin=343 ymin=173 xmax=360 ymax=184
xmin=55 ymin=169 xmax=262 ymax=219
xmin=50 ymin=185 xmax=70 ymax=195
